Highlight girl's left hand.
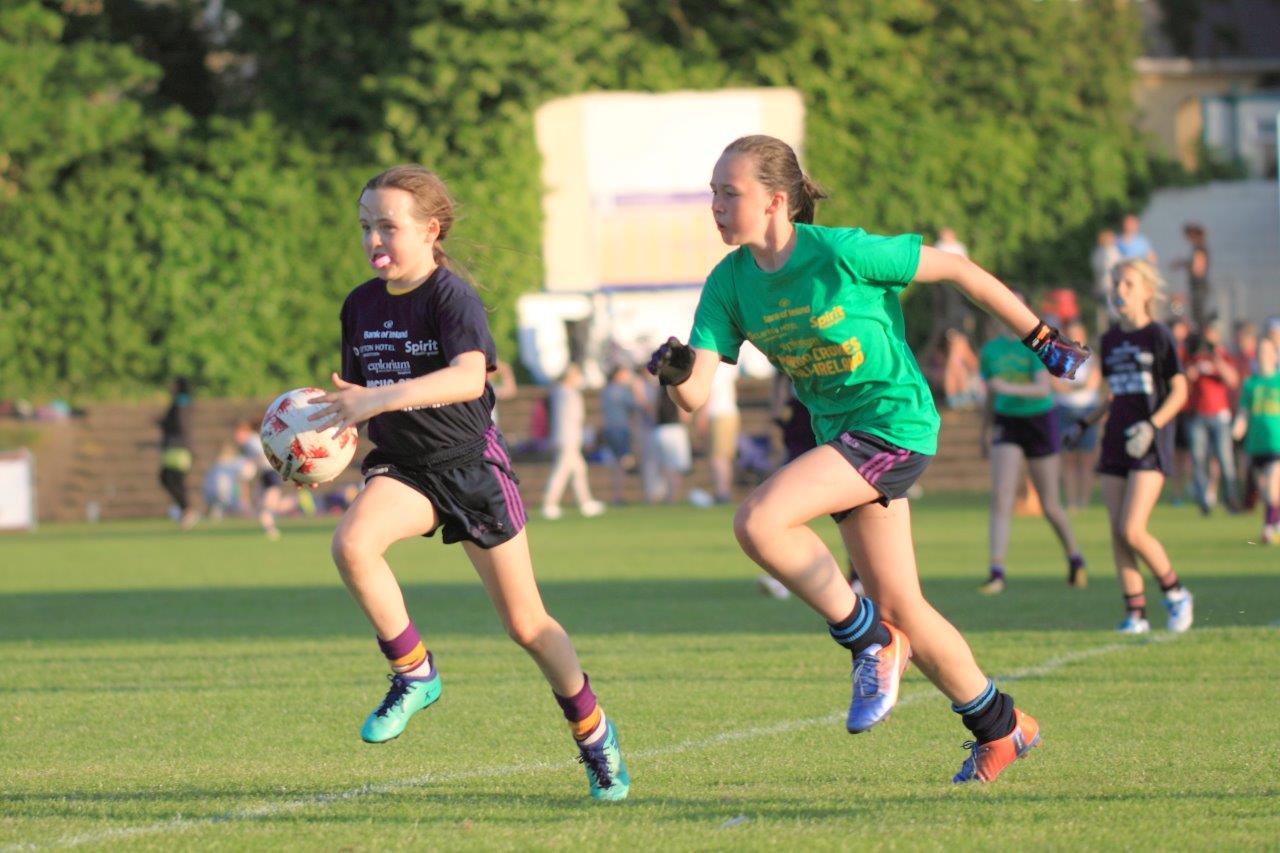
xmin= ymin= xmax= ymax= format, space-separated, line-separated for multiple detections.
xmin=307 ymin=373 xmax=384 ymax=434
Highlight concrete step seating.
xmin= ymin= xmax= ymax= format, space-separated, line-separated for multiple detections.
xmin=28 ymin=382 xmax=988 ymax=522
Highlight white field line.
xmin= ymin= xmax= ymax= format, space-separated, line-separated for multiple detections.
xmin=8 ymin=633 xmax=1178 ymax=851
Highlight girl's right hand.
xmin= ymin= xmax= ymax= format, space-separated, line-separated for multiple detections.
xmin=647 ymin=337 xmax=696 ymax=386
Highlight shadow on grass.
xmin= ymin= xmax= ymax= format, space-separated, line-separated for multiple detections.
xmin=2 ymin=576 xmax=1277 ymax=643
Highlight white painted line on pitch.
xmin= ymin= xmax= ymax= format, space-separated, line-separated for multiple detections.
xmin=9 ymin=633 xmax=1180 ymax=851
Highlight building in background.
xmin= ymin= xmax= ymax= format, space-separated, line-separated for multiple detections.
xmin=1134 ymin=0 xmax=1280 ymax=177
xmin=519 ymin=88 xmax=803 ymax=384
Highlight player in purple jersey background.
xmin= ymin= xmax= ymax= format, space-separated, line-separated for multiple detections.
xmin=1072 ymin=259 xmax=1194 ymax=636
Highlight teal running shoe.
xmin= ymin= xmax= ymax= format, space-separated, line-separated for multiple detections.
xmin=360 ymin=670 xmax=442 ymax=744
xmin=577 ymin=719 xmax=630 ymax=801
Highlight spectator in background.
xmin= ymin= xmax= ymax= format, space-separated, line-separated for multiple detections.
xmin=599 ymin=362 xmax=640 ymax=505
xmin=1174 ymin=223 xmax=1211 ymax=329
xmin=647 ymin=374 xmax=691 ymax=505
xmin=1231 ymin=321 xmax=1259 ymax=509
xmin=1168 ymin=316 xmax=1194 ymax=505
xmin=704 ymin=362 xmax=741 ymax=503
xmin=1116 ymin=213 xmax=1157 ymax=264
xmin=931 ymin=227 xmax=972 ymax=338
xmin=202 ymin=443 xmax=244 ymax=521
xmin=1231 ymin=321 xmax=1259 ymax=380
xmin=541 ymin=363 xmax=605 ymax=520
xmin=942 ymin=327 xmax=984 ymax=410
xmin=235 ymin=419 xmax=285 ymax=539
xmin=1053 ymin=319 xmax=1102 ymax=509
xmin=157 ymin=376 xmax=199 ymax=530
xmin=1265 ymin=317 xmax=1280 ymax=353
xmin=934 ymin=227 xmax=968 ymax=258
xmin=1091 ymin=228 xmax=1122 ymax=301
xmin=1185 ymin=320 xmax=1241 ymax=515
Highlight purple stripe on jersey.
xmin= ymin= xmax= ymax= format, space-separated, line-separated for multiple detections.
xmin=484 ymin=426 xmax=526 ymax=530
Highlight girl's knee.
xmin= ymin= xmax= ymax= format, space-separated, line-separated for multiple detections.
xmin=1120 ymin=523 xmax=1148 ymax=550
xmin=874 ymin=589 xmax=929 ymax=626
xmin=331 ymin=526 xmax=376 ymax=573
xmin=733 ymin=499 xmax=775 ymax=552
xmin=504 ymin=611 xmax=551 ymax=649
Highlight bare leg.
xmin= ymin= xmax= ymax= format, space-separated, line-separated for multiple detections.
xmin=1102 ymin=471 xmax=1175 ymax=586
xmin=839 ymin=500 xmax=990 ymax=704
xmin=543 ymin=447 xmax=573 ymax=510
xmin=1026 ymin=454 xmax=1080 ymax=556
xmin=732 ymin=445 xmax=878 ymax=622
xmin=988 ymin=444 xmax=1022 ymax=567
xmin=462 ymin=530 xmax=585 ymax=696
xmin=565 ymin=449 xmax=596 ymax=507
xmin=331 ymin=476 xmax=436 ymax=638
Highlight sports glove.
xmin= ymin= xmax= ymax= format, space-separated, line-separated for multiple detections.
xmin=1022 ymin=321 xmax=1090 ymax=380
xmin=647 ymin=336 xmax=696 ymax=386
xmin=1124 ymin=420 xmax=1156 ymax=458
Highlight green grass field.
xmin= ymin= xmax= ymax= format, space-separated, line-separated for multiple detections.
xmin=2 ymin=497 xmax=1277 ymax=850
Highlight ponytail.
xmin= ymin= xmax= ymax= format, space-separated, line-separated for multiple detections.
xmin=722 ymin=135 xmax=827 ymax=223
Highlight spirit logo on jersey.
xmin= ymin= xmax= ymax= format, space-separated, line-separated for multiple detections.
xmin=1105 ymin=342 xmax=1155 ymax=396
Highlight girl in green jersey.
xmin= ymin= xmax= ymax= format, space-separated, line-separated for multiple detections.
xmin=1233 ymin=337 xmax=1280 ymax=544
xmin=648 ymin=135 xmax=1087 ymax=784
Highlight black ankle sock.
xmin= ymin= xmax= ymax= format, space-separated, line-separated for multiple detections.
xmin=827 ymin=596 xmax=891 ymax=655
xmin=962 ymin=691 xmax=1016 ymax=743
xmin=1158 ymin=573 xmax=1182 ymax=594
xmin=1123 ymin=593 xmax=1147 ymax=619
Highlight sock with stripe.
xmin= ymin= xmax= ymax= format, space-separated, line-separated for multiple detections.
xmin=827 ymin=595 xmax=890 ymax=656
xmin=953 ymin=678 xmax=1016 ymax=743
xmin=377 ymin=621 xmax=434 ymax=679
xmin=1157 ymin=572 xmax=1183 ymax=595
xmin=1123 ymin=593 xmax=1147 ymax=620
xmin=988 ymin=564 xmax=1006 ymax=581
xmin=554 ymin=674 xmax=608 ymax=746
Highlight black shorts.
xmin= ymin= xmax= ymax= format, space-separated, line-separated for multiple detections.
xmin=361 ymin=426 xmax=526 ymax=549
xmin=992 ymin=411 xmax=1060 ymax=459
xmin=1250 ymin=453 xmax=1280 ymax=471
xmin=826 ymin=430 xmax=932 ymax=518
xmin=259 ymin=469 xmax=284 ymax=490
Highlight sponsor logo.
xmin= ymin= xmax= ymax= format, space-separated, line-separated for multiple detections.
xmin=406 ymin=339 xmax=439 ymax=357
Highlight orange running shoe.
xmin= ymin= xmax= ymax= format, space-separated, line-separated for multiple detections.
xmin=952 ymin=708 xmax=1040 ymax=783
xmin=845 ymin=622 xmax=911 ymax=733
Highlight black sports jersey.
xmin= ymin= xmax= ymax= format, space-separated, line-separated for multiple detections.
xmin=340 ymin=268 xmax=496 ymax=463
xmin=1099 ymin=322 xmax=1182 ymax=471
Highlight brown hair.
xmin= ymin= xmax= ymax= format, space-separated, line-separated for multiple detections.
xmin=721 ymin=135 xmax=827 ymax=224
xmin=362 ymin=164 xmax=456 ymax=268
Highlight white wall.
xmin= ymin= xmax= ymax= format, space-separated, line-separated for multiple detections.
xmin=1140 ymin=179 xmax=1280 ymax=324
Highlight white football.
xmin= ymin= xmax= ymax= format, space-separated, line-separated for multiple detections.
xmin=260 ymin=388 xmax=358 ymax=485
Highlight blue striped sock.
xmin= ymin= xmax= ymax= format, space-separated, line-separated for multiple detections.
xmin=827 ymin=596 xmax=888 ymax=655
xmin=952 ymin=678 xmax=997 ymax=715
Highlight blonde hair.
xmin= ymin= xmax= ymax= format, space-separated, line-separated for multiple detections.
xmin=722 ymin=135 xmax=828 ymax=224
xmin=1113 ymin=258 xmax=1165 ymax=315
xmin=362 ymin=165 xmax=456 ymax=269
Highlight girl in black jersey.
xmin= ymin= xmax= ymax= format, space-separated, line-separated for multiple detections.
xmin=1074 ymin=260 xmax=1193 ymax=634
xmin=309 ymin=165 xmax=629 ymax=800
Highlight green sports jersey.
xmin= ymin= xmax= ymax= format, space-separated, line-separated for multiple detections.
xmin=1241 ymin=372 xmax=1280 ymax=455
xmin=688 ymin=223 xmax=939 ymax=454
xmin=979 ymin=336 xmax=1053 ymax=417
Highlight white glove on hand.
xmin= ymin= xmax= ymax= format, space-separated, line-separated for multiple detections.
xmin=1124 ymin=420 xmax=1155 ymax=458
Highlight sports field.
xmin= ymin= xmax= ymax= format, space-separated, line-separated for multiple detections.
xmin=2 ymin=497 xmax=1277 ymax=850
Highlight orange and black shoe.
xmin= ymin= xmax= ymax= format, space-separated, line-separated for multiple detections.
xmin=952 ymin=708 xmax=1040 ymax=784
